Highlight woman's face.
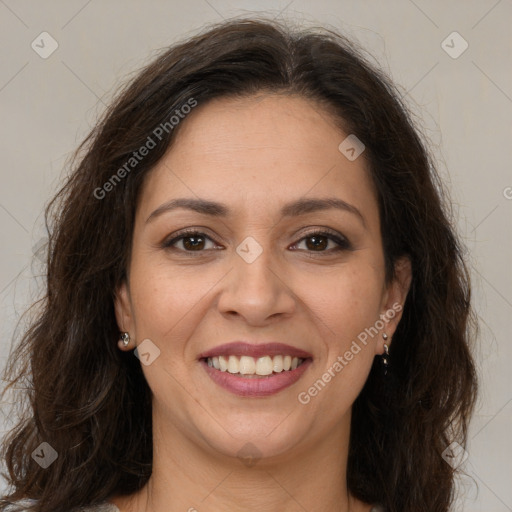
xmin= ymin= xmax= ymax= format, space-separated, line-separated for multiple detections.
xmin=115 ymin=93 xmax=410 ymax=462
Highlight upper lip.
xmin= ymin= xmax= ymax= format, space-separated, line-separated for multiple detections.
xmin=198 ymin=342 xmax=313 ymax=360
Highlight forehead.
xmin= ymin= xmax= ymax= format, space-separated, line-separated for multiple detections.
xmin=137 ymin=94 xmax=378 ymax=224
xmin=167 ymin=93 xmax=352 ymax=169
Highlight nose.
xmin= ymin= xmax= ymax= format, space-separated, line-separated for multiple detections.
xmin=217 ymin=245 xmax=296 ymax=326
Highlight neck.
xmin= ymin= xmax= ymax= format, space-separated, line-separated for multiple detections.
xmin=111 ymin=410 xmax=370 ymax=512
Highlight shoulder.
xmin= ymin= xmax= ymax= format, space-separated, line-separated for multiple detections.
xmin=3 ymin=500 xmax=119 ymax=512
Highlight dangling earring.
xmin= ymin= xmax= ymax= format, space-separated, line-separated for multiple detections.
xmin=120 ymin=332 xmax=130 ymax=347
xmin=382 ymin=333 xmax=389 ymax=375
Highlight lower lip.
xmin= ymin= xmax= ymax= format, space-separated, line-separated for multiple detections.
xmin=201 ymin=359 xmax=312 ymax=397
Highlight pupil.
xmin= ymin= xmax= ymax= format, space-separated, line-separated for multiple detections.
xmin=306 ymin=236 xmax=327 ymax=251
xmin=184 ymin=236 xmax=204 ymax=250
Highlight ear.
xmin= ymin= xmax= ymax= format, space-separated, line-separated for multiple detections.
xmin=377 ymin=256 xmax=412 ymax=352
xmin=114 ymin=280 xmax=135 ymax=350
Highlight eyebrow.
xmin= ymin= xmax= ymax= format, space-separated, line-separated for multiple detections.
xmin=145 ymin=196 xmax=366 ymax=227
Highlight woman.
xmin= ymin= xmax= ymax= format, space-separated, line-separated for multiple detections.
xmin=0 ymin=17 xmax=477 ymax=512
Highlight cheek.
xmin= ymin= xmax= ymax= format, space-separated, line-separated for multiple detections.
xmin=128 ymin=260 xmax=191 ymax=336
xmin=128 ymin=257 xmax=226 ymax=362
xmin=293 ymin=263 xmax=384 ymax=405
xmin=296 ymin=269 xmax=383 ymax=415
xmin=297 ymin=263 xmax=385 ymax=343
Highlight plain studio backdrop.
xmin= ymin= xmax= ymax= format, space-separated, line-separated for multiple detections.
xmin=0 ymin=1 xmax=510 ymax=510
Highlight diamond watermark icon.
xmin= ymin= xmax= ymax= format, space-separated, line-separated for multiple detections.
xmin=237 ymin=442 xmax=262 ymax=468
xmin=338 ymin=134 xmax=365 ymax=161
xmin=31 ymin=32 xmax=59 ymax=59
xmin=441 ymin=32 xmax=468 ymax=59
xmin=441 ymin=441 xmax=469 ymax=469
xmin=236 ymin=236 xmax=263 ymax=264
xmin=31 ymin=442 xmax=58 ymax=469
xmin=134 ymin=338 xmax=161 ymax=366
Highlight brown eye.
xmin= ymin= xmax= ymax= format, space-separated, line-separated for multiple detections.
xmin=292 ymin=230 xmax=351 ymax=252
xmin=304 ymin=235 xmax=329 ymax=251
xmin=163 ymin=231 xmax=219 ymax=252
xmin=181 ymin=234 xmax=206 ymax=251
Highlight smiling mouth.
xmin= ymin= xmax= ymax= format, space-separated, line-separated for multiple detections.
xmin=202 ymin=355 xmax=308 ymax=377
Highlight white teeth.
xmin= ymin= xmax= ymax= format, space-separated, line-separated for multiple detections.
xmin=218 ymin=355 xmax=228 ymax=372
xmin=205 ymin=355 xmax=305 ymax=375
xmin=273 ymin=355 xmax=283 ymax=373
xmin=228 ymin=355 xmax=239 ymax=374
xmin=239 ymin=356 xmax=256 ymax=375
xmin=255 ymin=356 xmax=273 ymax=375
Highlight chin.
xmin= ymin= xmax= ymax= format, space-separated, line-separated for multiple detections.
xmin=197 ymin=415 xmax=308 ymax=464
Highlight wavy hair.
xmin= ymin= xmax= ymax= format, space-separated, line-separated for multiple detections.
xmin=0 ymin=17 xmax=477 ymax=512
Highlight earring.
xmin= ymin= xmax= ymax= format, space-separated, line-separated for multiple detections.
xmin=120 ymin=332 xmax=130 ymax=347
xmin=382 ymin=333 xmax=389 ymax=375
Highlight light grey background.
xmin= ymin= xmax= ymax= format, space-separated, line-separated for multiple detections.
xmin=0 ymin=1 xmax=511 ymax=510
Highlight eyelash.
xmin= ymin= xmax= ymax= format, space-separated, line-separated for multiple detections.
xmin=161 ymin=228 xmax=351 ymax=255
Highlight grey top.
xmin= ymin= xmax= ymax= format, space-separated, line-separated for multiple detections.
xmin=4 ymin=500 xmax=119 ymax=512
xmin=75 ymin=503 xmax=120 ymax=512
xmin=7 ymin=499 xmax=384 ymax=511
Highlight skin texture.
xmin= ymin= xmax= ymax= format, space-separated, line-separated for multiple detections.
xmin=112 ymin=94 xmax=411 ymax=512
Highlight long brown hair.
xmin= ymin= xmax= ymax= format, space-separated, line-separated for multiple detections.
xmin=0 ymin=17 xmax=477 ymax=512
